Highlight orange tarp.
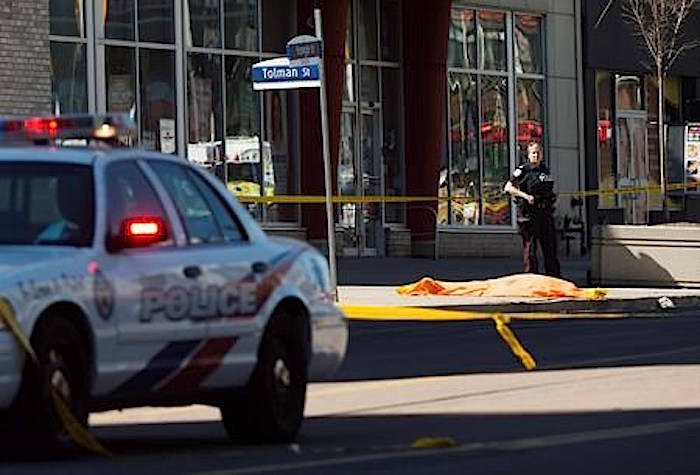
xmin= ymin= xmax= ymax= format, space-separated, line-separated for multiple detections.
xmin=396 ymin=274 xmax=607 ymax=299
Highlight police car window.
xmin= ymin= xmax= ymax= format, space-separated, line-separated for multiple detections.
xmin=105 ymin=161 xmax=172 ymax=247
xmin=0 ymin=163 xmax=94 ymax=246
xmin=186 ymin=170 xmax=246 ymax=243
xmin=148 ymin=161 xmax=224 ymax=245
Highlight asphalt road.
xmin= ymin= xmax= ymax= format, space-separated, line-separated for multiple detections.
xmin=3 ymin=314 xmax=700 ymax=474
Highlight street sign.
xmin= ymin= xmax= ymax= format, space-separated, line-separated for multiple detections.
xmin=251 ymin=57 xmax=320 ymax=90
xmin=286 ymin=35 xmax=323 ymax=67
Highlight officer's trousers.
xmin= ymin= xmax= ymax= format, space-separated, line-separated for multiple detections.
xmin=518 ymin=213 xmax=561 ymax=277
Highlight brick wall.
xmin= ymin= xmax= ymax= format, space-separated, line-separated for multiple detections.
xmin=0 ymin=0 xmax=51 ymax=116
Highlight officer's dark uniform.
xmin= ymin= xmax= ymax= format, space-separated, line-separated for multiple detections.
xmin=509 ymin=162 xmax=561 ymax=277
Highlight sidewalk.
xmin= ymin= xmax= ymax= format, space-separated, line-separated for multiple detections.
xmin=337 ymin=256 xmax=700 ymax=316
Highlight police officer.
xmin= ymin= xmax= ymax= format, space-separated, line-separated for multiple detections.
xmin=504 ymin=142 xmax=561 ymax=277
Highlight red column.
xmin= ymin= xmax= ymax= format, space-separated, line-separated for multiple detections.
xmin=402 ymin=0 xmax=450 ymax=247
xmin=297 ymin=0 xmax=349 ymax=240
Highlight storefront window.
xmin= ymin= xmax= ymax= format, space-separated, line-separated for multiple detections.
xmin=50 ymin=42 xmax=88 ymax=114
xmin=104 ymin=0 xmax=135 ymax=40
xmin=448 ymin=73 xmax=479 ymax=226
xmin=186 ymin=0 xmax=221 ymax=48
xmin=516 ymin=79 xmax=544 ymax=165
xmin=359 ymin=0 xmax=378 ymax=60
xmin=225 ymin=0 xmax=258 ymax=51
xmin=383 ymin=68 xmax=403 ymax=223
xmin=616 ymin=74 xmax=644 ymax=110
xmin=139 ymin=49 xmax=176 ymax=153
xmin=596 ymin=71 xmax=616 ymax=208
xmin=514 ymin=15 xmax=542 ymax=74
xmin=478 ymin=11 xmax=506 ymax=72
xmin=187 ymin=54 xmax=223 ymax=158
xmin=481 ymin=75 xmax=510 ymax=225
xmin=138 ymin=0 xmax=175 ymax=44
xmin=381 ymin=0 xmax=400 ymax=62
xmin=50 ymin=0 xmax=85 ymax=37
xmin=448 ymin=9 xmax=476 ymax=69
xmin=106 ymin=46 xmax=136 ymax=118
xmin=361 ymin=67 xmax=379 ymax=103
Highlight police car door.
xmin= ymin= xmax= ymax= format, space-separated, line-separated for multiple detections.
xmin=99 ymin=159 xmax=211 ymax=394
xmin=145 ymin=160 xmax=263 ymax=387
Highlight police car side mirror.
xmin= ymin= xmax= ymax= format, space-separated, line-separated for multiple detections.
xmin=107 ymin=217 xmax=168 ymax=252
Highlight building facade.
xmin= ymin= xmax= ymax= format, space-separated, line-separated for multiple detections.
xmin=583 ymin=0 xmax=700 ymax=229
xmin=0 ymin=0 xmax=586 ymax=257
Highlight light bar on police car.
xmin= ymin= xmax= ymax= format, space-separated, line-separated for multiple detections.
xmin=0 ymin=114 xmax=136 ymax=144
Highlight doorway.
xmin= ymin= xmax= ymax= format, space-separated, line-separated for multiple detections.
xmin=616 ymin=112 xmax=649 ymax=224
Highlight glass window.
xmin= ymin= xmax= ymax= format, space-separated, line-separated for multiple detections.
xmin=380 ymin=0 xmax=400 ymax=62
xmin=596 ymin=71 xmax=615 ymax=208
xmin=480 ymin=75 xmax=510 ymax=225
xmin=187 ymin=54 xmax=223 ymax=159
xmin=262 ymin=0 xmax=295 ymax=53
xmin=514 ymin=15 xmax=542 ymax=74
xmin=344 ymin=64 xmax=356 ymax=102
xmin=359 ymin=0 xmax=378 ymax=60
xmin=106 ymin=161 xmax=172 ymax=248
xmin=106 ymin=47 xmax=137 ymax=118
xmin=139 ymin=49 xmax=177 ymax=153
xmin=186 ymin=0 xmax=221 ymax=48
xmin=448 ymin=73 xmax=480 ymax=226
xmin=616 ymin=74 xmax=644 ymax=110
xmin=338 ymin=111 xmax=357 ymax=227
xmin=0 ymin=163 xmax=93 ymax=247
xmin=50 ymin=0 xmax=85 ymax=37
xmin=264 ymin=90 xmax=298 ymax=222
xmin=188 ymin=169 xmax=246 ymax=242
xmin=448 ymin=9 xmax=476 ymax=69
xmin=382 ymin=68 xmax=403 ymax=223
xmin=516 ymin=79 xmax=544 ymax=165
xmin=225 ymin=0 xmax=258 ymax=50
xmin=478 ymin=11 xmax=506 ymax=71
xmin=138 ymin=0 xmax=175 ymax=44
xmin=361 ymin=66 xmax=379 ymax=103
xmin=149 ymin=161 xmax=224 ymax=245
xmin=104 ymin=0 xmax=135 ymax=40
xmin=50 ymin=42 xmax=88 ymax=114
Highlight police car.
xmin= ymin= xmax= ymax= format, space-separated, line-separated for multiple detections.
xmin=0 ymin=115 xmax=347 ymax=450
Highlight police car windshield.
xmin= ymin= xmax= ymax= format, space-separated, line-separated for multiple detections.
xmin=0 ymin=162 xmax=94 ymax=247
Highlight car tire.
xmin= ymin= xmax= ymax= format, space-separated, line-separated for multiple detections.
xmin=221 ymin=310 xmax=309 ymax=444
xmin=9 ymin=316 xmax=89 ymax=455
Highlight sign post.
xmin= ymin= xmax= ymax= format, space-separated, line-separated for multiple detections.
xmin=251 ymin=9 xmax=338 ymax=301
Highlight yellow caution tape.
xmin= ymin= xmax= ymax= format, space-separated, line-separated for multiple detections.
xmin=236 ymin=182 xmax=697 ymax=204
xmin=411 ymin=437 xmax=458 ymax=449
xmin=493 ymin=314 xmax=537 ymax=371
xmin=0 ymin=299 xmax=110 ymax=456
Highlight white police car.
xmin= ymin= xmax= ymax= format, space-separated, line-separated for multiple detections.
xmin=0 ymin=115 xmax=347 ymax=450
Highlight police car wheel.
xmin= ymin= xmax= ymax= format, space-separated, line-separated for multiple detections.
xmin=10 ymin=316 xmax=89 ymax=455
xmin=221 ymin=311 xmax=309 ymax=444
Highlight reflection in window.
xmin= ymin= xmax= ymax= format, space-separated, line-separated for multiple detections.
xmin=359 ymin=0 xmax=378 ymax=60
xmin=448 ymin=73 xmax=479 ymax=226
xmin=381 ymin=0 xmax=400 ymax=62
xmin=478 ymin=11 xmax=506 ymax=71
xmin=338 ymin=112 xmax=357 ymax=228
xmin=138 ymin=0 xmax=175 ymax=44
xmin=516 ymin=79 xmax=544 ymax=165
xmin=50 ymin=0 xmax=85 ymax=36
xmin=106 ymin=47 xmax=136 ymax=120
xmin=361 ymin=66 xmax=379 ymax=103
xmin=139 ymin=49 xmax=176 ymax=153
xmin=185 ymin=0 xmax=221 ymax=48
xmin=383 ymin=68 xmax=404 ymax=223
xmin=50 ymin=42 xmax=88 ymax=114
xmin=514 ymin=15 xmax=542 ymax=74
xmin=264 ymin=91 xmax=298 ymax=222
xmin=480 ymin=76 xmax=510 ymax=225
xmin=596 ymin=71 xmax=616 ymax=208
xmin=262 ymin=0 xmax=295 ymax=53
xmin=616 ymin=74 xmax=643 ymax=110
xmin=187 ymin=54 xmax=222 ymax=161
xmin=104 ymin=0 xmax=135 ymax=40
xmin=344 ymin=64 xmax=355 ymax=102
xmin=225 ymin=0 xmax=258 ymax=51
xmin=448 ymin=9 xmax=475 ymax=69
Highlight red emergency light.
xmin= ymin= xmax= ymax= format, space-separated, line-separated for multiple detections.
xmin=0 ymin=114 xmax=136 ymax=146
xmin=124 ymin=217 xmax=164 ymax=238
